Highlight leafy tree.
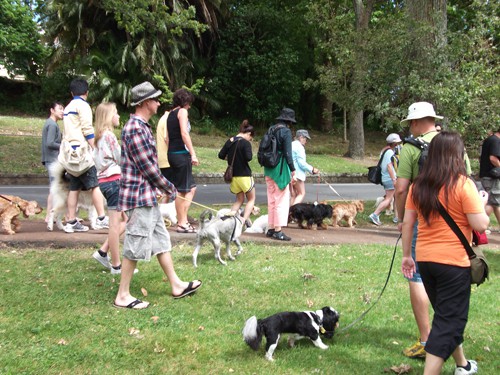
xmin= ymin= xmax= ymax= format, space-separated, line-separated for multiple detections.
xmin=0 ymin=0 xmax=46 ymax=78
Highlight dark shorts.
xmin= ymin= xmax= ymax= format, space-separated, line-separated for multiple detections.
xmin=69 ymin=166 xmax=99 ymax=191
xmin=99 ymin=180 xmax=120 ymax=210
xmin=418 ymin=261 xmax=471 ymax=360
xmin=166 ymin=152 xmax=196 ymax=193
xmin=481 ymin=177 xmax=500 ymax=206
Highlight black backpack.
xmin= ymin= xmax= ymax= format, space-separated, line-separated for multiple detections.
xmin=257 ymin=124 xmax=285 ymax=168
xmin=404 ymin=136 xmax=430 ymax=173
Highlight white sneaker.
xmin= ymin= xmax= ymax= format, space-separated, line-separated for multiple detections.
xmin=64 ymin=221 xmax=89 ymax=233
xmin=94 ymin=216 xmax=109 ymax=229
xmin=92 ymin=251 xmax=111 ymax=269
xmin=369 ymin=213 xmax=382 ymax=226
xmin=110 ymin=266 xmax=139 ymax=275
xmin=454 ymin=360 xmax=478 ymax=375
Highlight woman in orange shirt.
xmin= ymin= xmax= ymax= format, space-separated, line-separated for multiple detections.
xmin=401 ymin=132 xmax=489 ymax=375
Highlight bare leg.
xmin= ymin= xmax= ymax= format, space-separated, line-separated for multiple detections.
xmin=102 ymin=210 xmax=126 ymax=267
xmin=91 ymin=186 xmax=106 ymax=217
xmin=176 ymin=187 xmax=196 ymax=227
xmin=45 ymin=193 xmax=53 ymax=223
xmin=114 ymin=258 xmax=148 ymax=308
xmin=290 ymin=180 xmax=306 ymax=205
xmin=423 ymin=353 xmax=444 ymax=375
xmin=409 ymin=281 xmax=430 ymax=342
xmin=67 ymin=190 xmax=79 ymax=221
xmin=242 ymin=188 xmax=256 ymax=222
xmin=157 ymin=251 xmax=201 ymax=296
xmin=374 ymin=189 xmax=395 ymax=216
xmin=230 ymin=192 xmax=245 ymax=215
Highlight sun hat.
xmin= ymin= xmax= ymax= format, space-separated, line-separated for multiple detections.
xmin=400 ymin=102 xmax=443 ymax=123
xmin=296 ymin=129 xmax=311 ymax=139
xmin=131 ymin=81 xmax=162 ymax=106
xmin=386 ymin=133 xmax=402 ymax=143
xmin=276 ymin=107 xmax=297 ymax=124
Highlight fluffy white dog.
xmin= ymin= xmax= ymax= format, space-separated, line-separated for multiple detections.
xmin=244 ymin=214 xmax=268 ymax=234
xmin=159 ymin=202 xmax=177 ymax=226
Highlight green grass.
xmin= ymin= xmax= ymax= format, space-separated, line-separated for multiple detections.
xmin=1 ymin=243 xmax=499 ymax=374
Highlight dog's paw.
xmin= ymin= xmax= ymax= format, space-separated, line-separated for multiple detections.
xmin=287 ymin=337 xmax=295 ymax=347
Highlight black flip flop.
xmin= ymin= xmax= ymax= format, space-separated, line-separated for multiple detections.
xmin=113 ymin=299 xmax=149 ymax=309
xmin=172 ymin=280 xmax=203 ymax=299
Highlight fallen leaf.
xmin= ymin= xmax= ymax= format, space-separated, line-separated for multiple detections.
xmin=58 ymin=338 xmax=67 ymax=345
xmin=483 ymin=346 xmax=490 ymax=352
xmin=141 ymin=288 xmax=148 ymax=297
xmin=198 ymin=326 xmax=205 ymax=331
xmin=129 ymin=327 xmax=140 ymax=336
xmin=306 ymin=299 xmax=314 ymax=308
xmin=302 ymin=273 xmax=315 ymax=280
xmin=387 ymin=364 xmax=411 ymax=374
xmin=151 ymin=316 xmax=159 ymax=324
xmin=154 ymin=342 xmax=165 ymax=353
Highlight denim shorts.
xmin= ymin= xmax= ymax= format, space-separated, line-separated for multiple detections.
xmin=99 ymin=180 xmax=120 ymax=210
xmin=381 ymin=179 xmax=395 ymax=191
xmin=123 ymin=206 xmax=171 ymax=261
xmin=68 ymin=166 xmax=99 ymax=191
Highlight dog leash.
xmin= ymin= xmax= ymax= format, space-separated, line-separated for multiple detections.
xmin=338 ymin=233 xmax=400 ymax=333
xmin=316 ymin=175 xmax=349 ymax=202
xmin=0 ymin=194 xmax=20 ymax=207
xmin=175 ymin=194 xmax=218 ymax=213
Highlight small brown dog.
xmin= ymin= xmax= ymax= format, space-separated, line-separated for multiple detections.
xmin=331 ymin=200 xmax=364 ymax=228
xmin=0 ymin=195 xmax=43 ymax=234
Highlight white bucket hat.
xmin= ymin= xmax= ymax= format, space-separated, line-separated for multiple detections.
xmin=400 ymin=102 xmax=443 ymax=123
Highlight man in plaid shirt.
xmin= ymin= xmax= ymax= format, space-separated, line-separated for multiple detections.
xmin=113 ymin=82 xmax=202 ymax=310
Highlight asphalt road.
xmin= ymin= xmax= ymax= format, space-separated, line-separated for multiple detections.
xmin=0 ymin=183 xmax=382 ymax=208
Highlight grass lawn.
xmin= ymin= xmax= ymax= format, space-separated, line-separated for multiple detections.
xmin=1 ymin=242 xmax=498 ymax=374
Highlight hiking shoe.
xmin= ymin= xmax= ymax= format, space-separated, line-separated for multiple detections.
xmin=403 ymin=341 xmax=426 ymax=359
xmin=369 ymin=213 xmax=382 ymax=226
xmin=110 ymin=265 xmax=139 ymax=275
xmin=95 ymin=216 xmax=109 ymax=229
xmin=272 ymin=231 xmax=291 ymax=241
xmin=92 ymin=251 xmax=111 ymax=269
xmin=64 ymin=221 xmax=89 ymax=233
xmin=266 ymin=229 xmax=275 ymax=237
xmin=393 ymin=217 xmax=399 ymax=224
xmin=454 ymin=360 xmax=478 ymax=375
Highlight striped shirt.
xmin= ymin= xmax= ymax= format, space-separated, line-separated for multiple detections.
xmin=118 ymin=114 xmax=177 ymax=211
xmin=63 ymin=96 xmax=94 ymax=144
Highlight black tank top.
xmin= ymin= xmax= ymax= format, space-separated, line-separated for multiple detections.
xmin=167 ymin=108 xmax=186 ymax=152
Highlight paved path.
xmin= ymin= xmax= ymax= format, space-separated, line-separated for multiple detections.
xmin=2 ymin=220 xmax=499 ymax=250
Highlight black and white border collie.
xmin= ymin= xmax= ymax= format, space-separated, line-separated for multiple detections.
xmin=242 ymin=306 xmax=340 ymax=361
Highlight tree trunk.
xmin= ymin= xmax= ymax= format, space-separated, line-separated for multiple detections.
xmin=320 ymin=94 xmax=333 ymax=132
xmin=407 ymin=0 xmax=447 ymax=52
xmin=348 ymin=110 xmax=365 ymax=159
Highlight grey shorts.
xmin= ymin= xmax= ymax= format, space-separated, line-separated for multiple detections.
xmin=68 ymin=166 xmax=99 ymax=191
xmin=481 ymin=177 xmax=500 ymax=206
xmin=123 ymin=206 xmax=171 ymax=261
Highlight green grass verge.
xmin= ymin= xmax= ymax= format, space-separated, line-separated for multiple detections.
xmin=1 ymin=243 xmax=498 ymax=374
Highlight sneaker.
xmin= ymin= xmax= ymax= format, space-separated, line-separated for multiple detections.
xmin=110 ymin=266 xmax=139 ymax=275
xmin=95 ymin=216 xmax=109 ymax=229
xmin=64 ymin=220 xmax=89 ymax=233
xmin=454 ymin=360 xmax=478 ymax=375
xmin=271 ymin=231 xmax=291 ymax=241
xmin=92 ymin=251 xmax=111 ymax=269
xmin=266 ymin=229 xmax=275 ymax=237
xmin=369 ymin=213 xmax=382 ymax=226
xmin=393 ymin=217 xmax=399 ymax=224
xmin=402 ymin=340 xmax=426 ymax=359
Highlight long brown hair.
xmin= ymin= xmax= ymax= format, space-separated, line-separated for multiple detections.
xmin=411 ymin=131 xmax=467 ymax=224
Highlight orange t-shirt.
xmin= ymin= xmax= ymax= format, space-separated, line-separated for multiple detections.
xmin=406 ymin=177 xmax=484 ymax=267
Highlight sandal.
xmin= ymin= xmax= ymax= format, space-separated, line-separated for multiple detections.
xmin=176 ymin=223 xmax=197 ymax=233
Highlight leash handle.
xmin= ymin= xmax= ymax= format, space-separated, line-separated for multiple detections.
xmin=338 ymin=233 xmax=400 ymax=333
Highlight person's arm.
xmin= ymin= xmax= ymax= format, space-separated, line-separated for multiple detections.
xmin=46 ymin=124 xmax=61 ymax=151
xmin=401 ymin=208 xmax=417 ymax=279
xmin=282 ymin=128 xmax=295 ymax=172
xmin=395 ymin=178 xmax=410 ymax=230
xmin=178 ymin=108 xmax=198 ymax=165
xmin=218 ymin=139 xmax=231 ymax=160
xmin=489 ymin=154 xmax=500 ymax=167
xmin=295 ymin=145 xmax=313 ymax=174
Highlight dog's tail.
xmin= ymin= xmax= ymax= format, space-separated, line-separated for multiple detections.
xmin=199 ymin=210 xmax=214 ymax=230
xmin=242 ymin=316 xmax=262 ymax=351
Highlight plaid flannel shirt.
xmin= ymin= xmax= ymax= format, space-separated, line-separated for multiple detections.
xmin=118 ymin=114 xmax=177 ymax=211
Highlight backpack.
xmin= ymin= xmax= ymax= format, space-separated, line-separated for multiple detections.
xmin=367 ymin=148 xmax=390 ymax=185
xmin=257 ymin=124 xmax=285 ymax=168
xmin=403 ymin=136 xmax=430 ymax=173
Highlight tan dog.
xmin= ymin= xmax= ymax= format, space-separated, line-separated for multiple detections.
xmin=0 ymin=195 xmax=43 ymax=234
xmin=331 ymin=200 xmax=364 ymax=228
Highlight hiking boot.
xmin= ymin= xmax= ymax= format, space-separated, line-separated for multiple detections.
xmin=369 ymin=213 xmax=382 ymax=226
xmin=266 ymin=229 xmax=275 ymax=237
xmin=272 ymin=231 xmax=291 ymax=241
xmin=64 ymin=220 xmax=89 ymax=233
xmin=95 ymin=216 xmax=109 ymax=229
xmin=403 ymin=341 xmax=426 ymax=359
xmin=92 ymin=251 xmax=111 ymax=269
xmin=454 ymin=360 xmax=478 ymax=375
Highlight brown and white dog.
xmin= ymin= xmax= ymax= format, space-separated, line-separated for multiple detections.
xmin=0 ymin=195 xmax=42 ymax=234
xmin=331 ymin=200 xmax=364 ymax=228
xmin=46 ymin=161 xmax=98 ymax=231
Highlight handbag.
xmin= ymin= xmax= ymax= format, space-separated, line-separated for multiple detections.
xmin=489 ymin=167 xmax=500 ymax=178
xmin=57 ymin=139 xmax=95 ymax=177
xmin=223 ymin=138 xmax=240 ymax=183
xmin=367 ymin=148 xmax=390 ymax=185
xmin=472 ymin=230 xmax=488 ymax=246
xmin=437 ymin=202 xmax=489 ymax=286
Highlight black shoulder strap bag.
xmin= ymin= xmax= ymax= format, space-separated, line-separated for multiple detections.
xmin=436 ymin=202 xmax=489 ymax=286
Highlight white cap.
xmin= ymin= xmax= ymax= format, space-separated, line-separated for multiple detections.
xmin=401 ymin=102 xmax=443 ymax=123
xmin=386 ymin=133 xmax=402 ymax=143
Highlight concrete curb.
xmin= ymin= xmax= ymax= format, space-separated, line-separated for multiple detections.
xmin=0 ymin=173 xmax=369 ymax=185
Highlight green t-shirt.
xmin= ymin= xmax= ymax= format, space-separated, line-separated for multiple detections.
xmin=397 ymin=130 xmax=471 ymax=181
